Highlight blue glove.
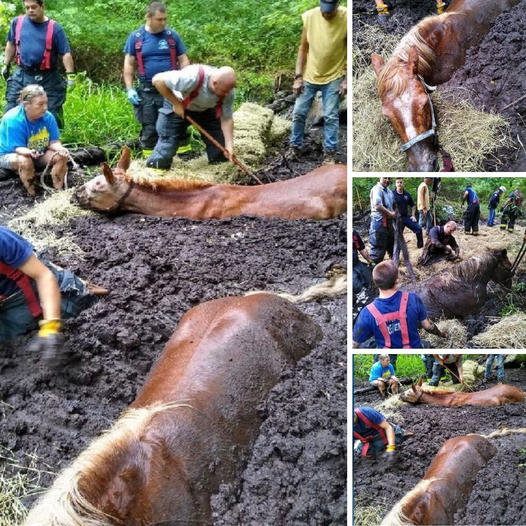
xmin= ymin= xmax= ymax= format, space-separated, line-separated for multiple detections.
xmin=126 ymin=88 xmax=141 ymax=106
xmin=66 ymin=72 xmax=76 ymax=90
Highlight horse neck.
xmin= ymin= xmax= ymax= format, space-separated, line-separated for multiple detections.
xmin=453 ymin=255 xmax=496 ymax=287
xmin=421 ymin=390 xmax=465 ymax=406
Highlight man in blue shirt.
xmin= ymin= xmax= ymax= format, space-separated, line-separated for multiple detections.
xmin=0 ymin=226 xmax=107 ymax=366
xmin=461 ymin=182 xmax=480 ymax=235
xmin=353 ymin=260 xmax=448 ymax=348
xmin=392 ymin=177 xmax=423 ymax=248
xmin=2 ymin=0 xmax=74 ymax=128
xmin=369 ymin=354 xmax=399 ymax=397
xmin=369 ymin=177 xmax=395 ymax=264
xmin=353 ymin=406 xmax=412 ymax=461
xmin=0 ymin=84 xmax=69 ymax=195
xmin=123 ymin=2 xmax=189 ymax=156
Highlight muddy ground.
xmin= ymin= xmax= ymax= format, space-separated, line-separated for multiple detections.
xmin=352 ymin=0 xmax=526 ymax=171
xmin=353 ymin=363 xmax=526 ymax=525
xmin=0 ymin=126 xmax=347 ymax=525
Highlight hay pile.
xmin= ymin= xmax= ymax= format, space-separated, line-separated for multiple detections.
xmin=127 ymin=102 xmax=290 ymax=184
xmin=472 ymin=313 xmax=526 ymax=348
xmin=352 ymin=26 xmax=512 ymax=171
xmin=419 ymin=318 xmax=467 ymax=349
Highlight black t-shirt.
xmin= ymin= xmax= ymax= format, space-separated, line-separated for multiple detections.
xmin=392 ymin=189 xmax=415 ymax=217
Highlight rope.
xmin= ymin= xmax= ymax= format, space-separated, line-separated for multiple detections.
xmin=39 ymin=150 xmax=78 ymax=191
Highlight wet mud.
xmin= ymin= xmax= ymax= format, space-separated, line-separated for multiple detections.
xmin=0 ymin=130 xmax=347 ymax=525
xmin=353 ymin=365 xmax=526 ymax=525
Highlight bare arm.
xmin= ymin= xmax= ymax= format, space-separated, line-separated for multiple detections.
xmin=221 ymin=116 xmax=234 ymax=156
xmin=123 ymin=54 xmax=136 ymax=89
xmin=62 ymin=52 xmax=74 ymax=73
xmin=47 ymin=140 xmax=68 ymax=153
xmin=375 ymin=203 xmax=395 ymax=217
xmin=293 ymin=27 xmax=308 ymax=96
xmin=379 ymin=420 xmax=396 ymax=447
xmin=18 ymin=254 xmax=61 ymax=320
xmin=152 ymin=72 xmax=185 ymax=116
xmin=4 ymin=41 xmax=15 ymax=65
xmin=418 ymin=185 xmax=428 ymax=213
xmin=178 ymin=53 xmax=190 ymax=69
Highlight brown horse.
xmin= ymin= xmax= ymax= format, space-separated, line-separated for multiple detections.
xmin=402 ymin=248 xmax=513 ymax=319
xmin=23 ymin=293 xmax=322 ymax=526
xmin=72 ymin=147 xmax=347 ymax=220
xmin=371 ymin=0 xmax=520 ymax=171
xmin=400 ymin=377 xmax=525 ymax=406
xmin=380 ymin=434 xmax=496 ymax=525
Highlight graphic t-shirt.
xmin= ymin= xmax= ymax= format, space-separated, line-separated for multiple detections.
xmin=123 ymin=26 xmax=187 ymax=81
xmin=0 ymin=226 xmax=33 ymax=296
xmin=353 ymin=291 xmax=428 ymax=348
xmin=0 ymin=105 xmax=60 ymax=155
xmin=369 ymin=361 xmax=395 ymax=381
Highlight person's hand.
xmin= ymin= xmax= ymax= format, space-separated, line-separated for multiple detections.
xmin=66 ymin=72 xmax=76 ymax=91
xmin=1 ymin=63 xmax=11 ymax=81
xmin=339 ymin=78 xmax=347 ymax=96
xmin=388 ymin=210 xmax=396 ymax=218
xmin=423 ymin=208 xmax=428 ymax=216
xmin=173 ymin=102 xmax=185 ymax=118
xmin=440 ymin=329 xmax=449 ymax=339
xmin=28 ymin=319 xmax=66 ymax=367
xmin=383 ymin=446 xmax=398 ymax=467
xmin=293 ymin=76 xmax=304 ymax=97
xmin=223 ymin=146 xmax=234 ymax=161
xmin=410 ymin=216 xmax=417 ymax=222
xmin=126 ymin=87 xmax=141 ymax=106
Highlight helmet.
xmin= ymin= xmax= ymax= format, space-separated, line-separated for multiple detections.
xmin=499 ymin=186 xmax=506 ymax=193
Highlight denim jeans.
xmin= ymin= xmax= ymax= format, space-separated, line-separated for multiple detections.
xmin=485 ymin=354 xmax=504 ymax=379
xmin=418 ymin=210 xmax=434 ymax=234
xmin=290 ymin=76 xmax=343 ymax=151
xmin=0 ymin=261 xmax=97 ymax=342
xmin=487 ymin=207 xmax=497 ymax=226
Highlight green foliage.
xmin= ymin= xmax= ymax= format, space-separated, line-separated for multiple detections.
xmin=353 ymin=354 xmax=427 ymax=381
xmin=0 ymin=2 xmax=15 ymax=41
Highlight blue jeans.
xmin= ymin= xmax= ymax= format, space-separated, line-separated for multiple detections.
xmin=485 ymin=355 xmax=504 ymax=379
xmin=0 ymin=261 xmax=97 ymax=342
xmin=418 ymin=210 xmax=434 ymax=234
xmin=290 ymin=76 xmax=343 ymax=151
xmin=487 ymin=207 xmax=497 ymax=226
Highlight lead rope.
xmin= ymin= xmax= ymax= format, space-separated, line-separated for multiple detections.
xmin=40 ymin=151 xmax=79 ymax=191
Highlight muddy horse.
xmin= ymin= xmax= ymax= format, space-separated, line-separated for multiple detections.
xmin=400 ymin=377 xmax=524 ymax=406
xmin=23 ymin=293 xmax=322 ymax=526
xmin=72 ymin=147 xmax=347 ymax=220
xmin=381 ymin=434 xmax=496 ymax=525
xmin=402 ymin=248 xmax=513 ymax=318
xmin=371 ymin=0 xmax=520 ymax=171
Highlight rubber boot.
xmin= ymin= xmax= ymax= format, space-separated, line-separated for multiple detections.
xmin=436 ymin=0 xmax=447 ymax=14
xmin=376 ymin=3 xmax=390 ymax=24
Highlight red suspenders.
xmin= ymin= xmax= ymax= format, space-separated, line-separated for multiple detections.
xmin=366 ymin=291 xmax=411 ymax=349
xmin=0 ymin=261 xmax=42 ymax=317
xmin=134 ymin=29 xmax=178 ymax=78
xmin=183 ymin=66 xmax=223 ymax=118
xmin=15 ymin=16 xmax=55 ymax=70
xmin=353 ymin=408 xmax=388 ymax=457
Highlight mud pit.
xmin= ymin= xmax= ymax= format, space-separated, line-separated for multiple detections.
xmin=0 ymin=136 xmax=347 ymax=525
xmin=352 ymin=0 xmax=526 ymax=171
xmin=353 ymin=365 xmax=526 ymax=525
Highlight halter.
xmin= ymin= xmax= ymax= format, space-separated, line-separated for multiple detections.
xmin=400 ymin=75 xmax=438 ymax=153
xmin=87 ymin=180 xmax=135 ymax=214
xmin=403 ymin=388 xmax=424 ymax=404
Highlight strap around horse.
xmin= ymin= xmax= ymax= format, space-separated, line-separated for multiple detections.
xmin=104 ymin=180 xmax=135 ymax=214
xmin=400 ymin=75 xmax=438 ymax=152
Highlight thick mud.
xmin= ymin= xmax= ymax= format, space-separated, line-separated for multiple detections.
xmin=352 ymin=0 xmax=526 ymax=171
xmin=353 ymin=365 xmax=526 ymax=525
xmin=0 ymin=130 xmax=347 ymax=525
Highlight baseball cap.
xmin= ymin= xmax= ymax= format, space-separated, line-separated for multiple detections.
xmin=499 ymin=186 xmax=506 ymax=192
xmin=320 ymin=0 xmax=339 ymax=13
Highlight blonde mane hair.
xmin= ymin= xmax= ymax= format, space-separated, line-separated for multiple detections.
xmin=377 ymin=13 xmax=459 ymax=98
xmin=380 ymin=477 xmax=443 ymax=526
xmin=23 ymin=402 xmax=192 ymax=526
xmin=121 ymin=172 xmax=214 ymax=193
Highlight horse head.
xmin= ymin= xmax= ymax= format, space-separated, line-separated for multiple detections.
xmin=72 ymin=147 xmax=132 ymax=213
xmin=372 ymin=46 xmax=439 ymax=172
xmin=490 ymin=248 xmax=513 ymax=289
xmin=400 ymin=377 xmax=424 ymax=404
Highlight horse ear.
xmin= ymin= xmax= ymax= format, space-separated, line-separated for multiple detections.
xmin=102 ymin=163 xmax=115 ymax=185
xmin=371 ymin=53 xmax=385 ymax=76
xmin=407 ymin=46 xmax=419 ymax=76
xmin=117 ymin=146 xmax=131 ymax=172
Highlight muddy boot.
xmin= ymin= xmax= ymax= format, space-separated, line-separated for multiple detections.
xmin=376 ymin=3 xmax=390 ymax=24
xmin=436 ymin=0 xmax=448 ymax=14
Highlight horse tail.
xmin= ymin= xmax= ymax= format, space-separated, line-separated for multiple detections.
xmin=481 ymin=427 xmax=526 ymax=439
xmin=245 ymin=273 xmax=347 ymax=304
xmin=23 ymin=402 xmax=193 ymax=526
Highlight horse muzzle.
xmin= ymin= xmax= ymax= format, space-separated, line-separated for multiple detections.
xmin=71 ymin=186 xmax=89 ymax=208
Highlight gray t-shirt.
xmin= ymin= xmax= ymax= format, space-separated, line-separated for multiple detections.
xmin=163 ymin=64 xmax=234 ymax=119
xmin=370 ymin=182 xmax=394 ymax=221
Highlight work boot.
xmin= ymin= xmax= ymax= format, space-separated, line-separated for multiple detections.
xmin=285 ymin=145 xmax=302 ymax=161
xmin=376 ymin=3 xmax=390 ymax=24
xmin=323 ymin=150 xmax=337 ymax=165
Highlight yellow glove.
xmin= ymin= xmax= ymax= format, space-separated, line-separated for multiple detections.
xmin=38 ymin=319 xmax=62 ymax=337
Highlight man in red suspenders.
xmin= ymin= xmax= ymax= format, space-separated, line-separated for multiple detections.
xmin=352 ymin=260 xmax=448 ymax=348
xmin=429 ymin=354 xmax=463 ymax=386
xmin=0 ymin=227 xmax=107 ymax=366
xmin=2 ymin=0 xmax=74 ymax=129
xmin=123 ymin=2 xmax=189 ymax=157
xmin=353 ymin=406 xmax=412 ymax=462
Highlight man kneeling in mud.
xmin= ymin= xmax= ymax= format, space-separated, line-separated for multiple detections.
xmin=418 ymin=221 xmax=460 ymax=266
xmin=0 ymin=226 xmax=107 ymax=366
xmin=353 ymin=406 xmax=412 ymax=465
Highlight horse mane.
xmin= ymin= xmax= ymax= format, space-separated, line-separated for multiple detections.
xmin=377 ymin=13 xmax=458 ymax=98
xmin=381 ymin=478 xmax=443 ymax=526
xmin=23 ymin=402 xmax=192 ymax=526
xmin=121 ymin=172 xmax=214 ymax=193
